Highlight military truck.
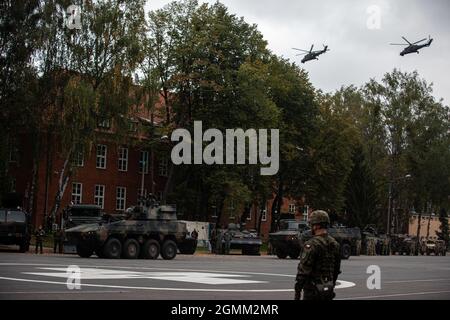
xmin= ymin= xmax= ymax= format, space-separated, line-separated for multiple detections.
xmin=65 ymin=199 xmax=188 ymax=260
xmin=269 ymin=220 xmax=361 ymax=260
xmin=0 ymin=208 xmax=31 ymax=252
xmin=420 ymin=239 xmax=447 ymax=256
xmin=268 ymin=219 xmax=309 ymax=259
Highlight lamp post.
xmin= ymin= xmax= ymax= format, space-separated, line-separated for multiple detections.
xmin=140 ymin=135 xmax=169 ymax=200
xmin=387 ymin=174 xmax=411 ymax=235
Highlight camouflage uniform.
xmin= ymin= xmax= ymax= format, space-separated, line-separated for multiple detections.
xmin=224 ymin=231 xmax=232 ymax=255
xmin=295 ymin=211 xmax=341 ymax=300
xmin=215 ymin=229 xmax=224 ymax=254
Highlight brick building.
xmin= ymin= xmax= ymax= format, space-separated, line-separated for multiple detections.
xmin=7 ymin=96 xmax=309 ymax=238
xmin=408 ymin=212 xmax=449 ymax=240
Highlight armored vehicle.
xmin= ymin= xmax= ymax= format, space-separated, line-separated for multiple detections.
xmin=300 ymin=225 xmax=361 ymax=260
xmin=391 ymin=234 xmax=416 ymax=255
xmin=222 ymin=223 xmax=262 ymax=255
xmin=420 ymin=239 xmax=446 ymax=256
xmin=177 ymin=226 xmax=198 ymax=254
xmin=270 ymin=220 xmax=361 ymax=260
xmin=268 ymin=219 xmax=309 ymax=259
xmin=65 ymin=198 xmax=188 ymax=260
xmin=0 ymin=208 xmax=31 ymax=252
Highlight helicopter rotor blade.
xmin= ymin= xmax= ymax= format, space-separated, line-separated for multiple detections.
xmin=295 ymin=53 xmax=307 ymax=56
xmin=390 ymin=43 xmax=408 ymax=46
xmin=309 ymin=44 xmax=314 ymax=52
xmin=292 ymin=47 xmax=310 ymax=53
xmin=412 ymin=38 xmax=427 ymax=44
xmin=401 ymin=36 xmax=412 ymax=45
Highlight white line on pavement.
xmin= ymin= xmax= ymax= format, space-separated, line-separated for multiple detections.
xmin=339 ymin=290 xmax=450 ymax=300
xmin=385 ymin=278 xmax=450 ymax=283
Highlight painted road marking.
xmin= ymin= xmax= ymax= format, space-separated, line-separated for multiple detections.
xmin=0 ymin=264 xmax=355 ymax=292
xmin=339 ymin=290 xmax=450 ymax=300
xmin=24 ymin=267 xmax=266 ymax=285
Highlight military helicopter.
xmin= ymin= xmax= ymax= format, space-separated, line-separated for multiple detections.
xmin=390 ymin=36 xmax=433 ymax=56
xmin=292 ymin=44 xmax=330 ymax=63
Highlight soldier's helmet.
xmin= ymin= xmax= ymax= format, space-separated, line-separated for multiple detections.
xmin=309 ymin=210 xmax=330 ymax=227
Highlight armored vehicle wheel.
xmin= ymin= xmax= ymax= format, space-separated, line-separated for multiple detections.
xmin=142 ymin=239 xmax=160 ymax=259
xmin=19 ymin=241 xmax=29 ymax=253
xmin=122 ymin=239 xmax=140 ymax=259
xmin=103 ymin=237 xmax=122 ymax=259
xmin=341 ymin=243 xmax=351 ymax=260
xmin=76 ymin=244 xmax=94 ymax=258
xmin=289 ymin=250 xmax=300 ymax=259
xmin=95 ymin=248 xmax=106 ymax=258
xmin=276 ymin=249 xmax=288 ymax=259
xmin=161 ymin=240 xmax=177 ymax=260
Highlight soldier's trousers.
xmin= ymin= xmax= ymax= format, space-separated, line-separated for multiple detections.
xmin=35 ymin=241 xmax=43 ymax=254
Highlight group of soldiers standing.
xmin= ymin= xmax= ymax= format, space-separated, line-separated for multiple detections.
xmin=210 ymin=225 xmax=232 ymax=254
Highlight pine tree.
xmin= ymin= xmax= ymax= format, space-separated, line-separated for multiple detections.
xmin=436 ymin=208 xmax=449 ymax=248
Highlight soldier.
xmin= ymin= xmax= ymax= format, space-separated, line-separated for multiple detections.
xmin=35 ymin=225 xmax=45 ymax=254
xmin=295 ymin=210 xmax=341 ymax=300
xmin=53 ymin=226 xmax=62 ymax=254
xmin=224 ymin=230 xmax=232 ymax=255
xmin=215 ymin=225 xmax=224 ymax=254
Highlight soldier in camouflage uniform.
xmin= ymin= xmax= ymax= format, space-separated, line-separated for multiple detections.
xmin=295 ymin=210 xmax=341 ymax=300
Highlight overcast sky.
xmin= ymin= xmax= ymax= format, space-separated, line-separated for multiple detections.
xmin=145 ymin=0 xmax=450 ymax=105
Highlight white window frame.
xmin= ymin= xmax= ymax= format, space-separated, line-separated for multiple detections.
xmin=118 ymin=147 xmax=128 ymax=172
xmin=261 ymin=203 xmax=267 ymax=222
xmin=159 ymin=156 xmax=168 ymax=177
xmin=73 ymin=151 xmax=84 ymax=167
xmin=94 ymin=185 xmax=105 ymax=209
xmin=303 ymin=205 xmax=309 ymax=222
xmin=72 ymin=182 xmax=82 ymax=204
xmin=138 ymin=188 xmax=147 ymax=200
xmin=116 ymin=187 xmax=126 ymax=211
xmin=289 ymin=203 xmax=296 ymax=214
xmin=98 ymin=118 xmax=111 ymax=129
xmin=96 ymin=144 xmax=107 ymax=169
xmin=139 ymin=151 xmax=149 ymax=174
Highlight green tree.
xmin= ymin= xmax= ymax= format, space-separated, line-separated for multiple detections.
xmin=436 ymin=208 xmax=449 ymax=248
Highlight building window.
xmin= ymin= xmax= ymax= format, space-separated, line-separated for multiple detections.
xmin=128 ymin=120 xmax=138 ymax=133
xmin=261 ymin=203 xmax=267 ymax=222
xmin=116 ymin=187 xmax=126 ymax=211
xmin=303 ymin=205 xmax=309 ymax=221
xmin=98 ymin=118 xmax=111 ymax=129
xmin=72 ymin=183 xmax=82 ymax=204
xmin=139 ymin=151 xmax=149 ymax=174
xmin=138 ymin=189 xmax=148 ymax=199
xmin=289 ymin=203 xmax=296 ymax=213
xmin=118 ymin=147 xmax=128 ymax=172
xmin=73 ymin=151 xmax=84 ymax=167
xmin=94 ymin=185 xmax=105 ymax=209
xmin=159 ymin=156 xmax=168 ymax=177
xmin=96 ymin=144 xmax=107 ymax=169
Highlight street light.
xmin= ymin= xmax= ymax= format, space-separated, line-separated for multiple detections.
xmin=387 ymin=174 xmax=412 ymax=235
xmin=140 ymin=135 xmax=169 ymax=199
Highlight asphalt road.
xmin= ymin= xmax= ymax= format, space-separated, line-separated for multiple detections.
xmin=0 ymin=248 xmax=449 ymax=300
